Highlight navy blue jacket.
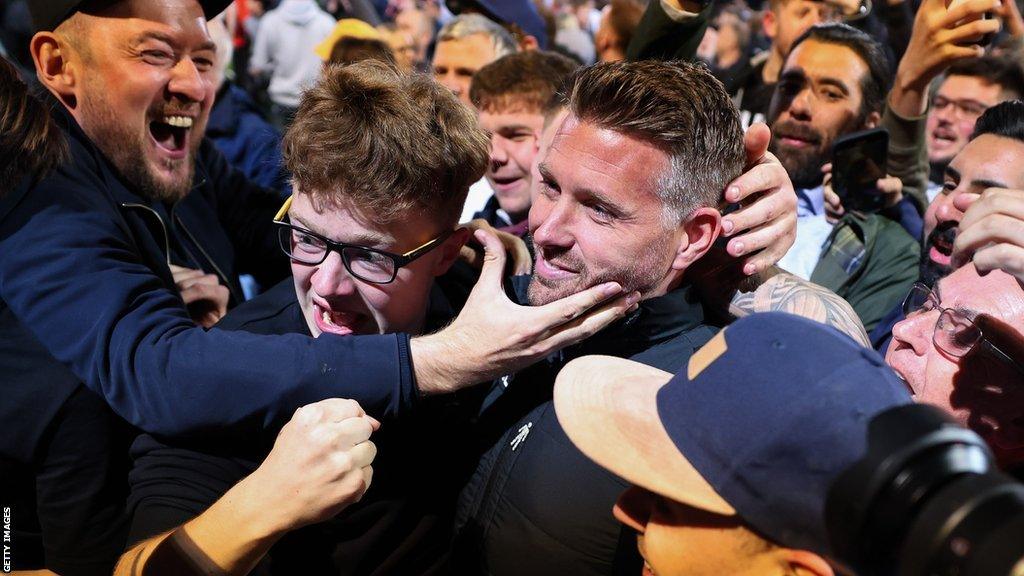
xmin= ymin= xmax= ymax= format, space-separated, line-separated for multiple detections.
xmin=0 ymin=104 xmax=419 ymax=440
xmin=207 ymin=83 xmax=290 ymax=197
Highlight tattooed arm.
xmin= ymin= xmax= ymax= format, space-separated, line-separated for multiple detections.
xmin=726 ymin=267 xmax=871 ymax=347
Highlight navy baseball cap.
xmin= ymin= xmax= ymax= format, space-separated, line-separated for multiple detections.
xmin=28 ymin=0 xmax=234 ymax=32
xmin=554 ymin=312 xmax=912 ymax=558
xmin=446 ymin=0 xmax=548 ymax=49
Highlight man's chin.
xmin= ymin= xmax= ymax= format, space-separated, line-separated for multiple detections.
xmin=527 ymin=275 xmax=581 ymax=306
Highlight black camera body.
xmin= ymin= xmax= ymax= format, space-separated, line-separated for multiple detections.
xmin=826 ymin=404 xmax=1024 ymax=576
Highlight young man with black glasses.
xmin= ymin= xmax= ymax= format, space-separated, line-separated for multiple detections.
xmin=121 ymin=60 xmax=491 ymax=575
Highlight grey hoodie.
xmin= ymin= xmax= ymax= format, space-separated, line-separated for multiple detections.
xmin=249 ymin=0 xmax=336 ymax=108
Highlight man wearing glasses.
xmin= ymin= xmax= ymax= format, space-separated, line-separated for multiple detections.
xmin=124 ymin=60 xmax=497 ymax=573
xmin=887 ymin=263 xmax=1024 ymax=474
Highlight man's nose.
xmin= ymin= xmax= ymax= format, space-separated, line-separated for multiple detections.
xmin=169 ymin=57 xmax=208 ymax=103
xmin=531 ymin=198 xmax=574 ymax=249
xmin=788 ymin=89 xmax=813 ymax=120
xmin=311 ymin=252 xmax=358 ymax=298
xmin=934 ymin=192 xmax=965 ymax=225
xmin=489 ymin=136 xmax=509 ymax=168
xmin=891 ymin=310 xmax=938 ymax=356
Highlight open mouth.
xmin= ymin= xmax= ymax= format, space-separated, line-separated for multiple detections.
xmin=149 ymin=115 xmax=193 ymax=157
xmin=930 ymin=129 xmax=957 ymax=145
xmin=929 ymin=235 xmax=954 ymax=265
xmin=313 ymin=302 xmax=364 ymax=336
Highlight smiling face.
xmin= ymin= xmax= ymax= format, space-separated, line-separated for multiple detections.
xmin=925 ymin=75 xmax=1005 ymax=167
xmin=527 ymin=114 xmax=714 ymax=305
xmin=920 ymin=134 xmax=1024 ymax=285
xmin=768 ymin=39 xmax=873 ymax=189
xmin=61 ymin=0 xmax=217 ymax=202
xmin=612 ymin=487 xmax=791 ymax=576
xmin=886 ymin=264 xmax=1024 ymax=466
xmin=479 ymin=108 xmax=545 ymax=223
xmin=432 ymin=34 xmax=498 ymax=107
xmin=288 ymin=191 xmax=461 ymax=338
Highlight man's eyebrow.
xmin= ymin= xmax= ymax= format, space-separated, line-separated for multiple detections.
xmin=537 ymin=162 xmax=555 ymax=183
xmin=944 ymin=165 xmax=961 ymax=182
xmin=497 ymin=124 xmax=538 ymax=133
xmin=133 ymin=31 xmax=216 ymax=53
xmin=971 ymin=178 xmax=1007 ymax=190
xmin=289 ymin=215 xmax=388 ymax=247
xmin=817 ymin=77 xmax=851 ymax=95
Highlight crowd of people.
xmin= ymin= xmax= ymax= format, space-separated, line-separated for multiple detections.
xmin=1 ymin=0 xmax=1024 ymax=574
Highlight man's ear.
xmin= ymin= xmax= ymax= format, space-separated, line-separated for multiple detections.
xmin=779 ymin=549 xmax=835 ymax=576
xmin=864 ymin=111 xmax=881 ymax=130
xmin=31 ymin=31 xmax=79 ymax=108
xmin=431 ymin=226 xmax=472 ymax=277
xmin=671 ymin=207 xmax=722 ymax=272
xmin=762 ymin=10 xmax=778 ymax=41
xmin=519 ymin=34 xmax=540 ymax=51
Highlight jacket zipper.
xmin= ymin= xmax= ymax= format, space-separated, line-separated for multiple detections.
xmin=120 ymin=203 xmax=172 ymax=268
xmin=171 ymin=205 xmax=243 ymax=305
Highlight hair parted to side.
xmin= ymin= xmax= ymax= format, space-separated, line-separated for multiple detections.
xmin=437 ymin=13 xmax=518 ymax=59
xmin=470 ymin=50 xmax=578 ymax=114
xmin=0 ymin=56 xmax=67 ymax=195
xmin=566 ymin=59 xmax=745 ymax=221
xmin=282 ymin=60 xmax=489 ymax=227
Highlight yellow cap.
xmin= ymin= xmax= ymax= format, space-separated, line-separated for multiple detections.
xmin=314 ymin=18 xmax=383 ymax=61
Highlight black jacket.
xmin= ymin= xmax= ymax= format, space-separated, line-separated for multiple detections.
xmin=128 ymin=278 xmax=474 ymax=575
xmin=453 ymin=278 xmax=719 ymax=576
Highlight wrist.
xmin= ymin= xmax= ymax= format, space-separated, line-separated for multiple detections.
xmin=228 ymin=471 xmax=293 ymax=541
xmin=889 ymin=72 xmax=929 ymax=117
xmin=411 ymin=332 xmax=468 ymax=395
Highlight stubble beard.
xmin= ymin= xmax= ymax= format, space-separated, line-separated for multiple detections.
xmin=78 ymin=90 xmax=198 ymax=204
xmin=526 ymin=234 xmax=676 ymax=306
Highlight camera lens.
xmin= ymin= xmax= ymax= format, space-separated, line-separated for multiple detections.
xmin=826 ymin=404 xmax=1024 ymax=575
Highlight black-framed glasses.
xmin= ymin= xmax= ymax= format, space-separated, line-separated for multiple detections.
xmin=272 ymin=196 xmax=453 ymax=285
xmin=902 ymin=283 xmax=1024 ymax=376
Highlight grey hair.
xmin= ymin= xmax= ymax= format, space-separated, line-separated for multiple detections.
xmin=437 ymin=13 xmax=518 ymax=59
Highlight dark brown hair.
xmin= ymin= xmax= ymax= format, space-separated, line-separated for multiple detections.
xmin=282 ymin=60 xmax=489 ymax=227
xmin=567 ymin=59 xmax=745 ymax=220
xmin=0 ymin=57 xmax=67 ymax=194
xmin=470 ymin=50 xmax=578 ymax=114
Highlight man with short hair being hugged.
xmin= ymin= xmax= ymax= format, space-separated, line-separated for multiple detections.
xmin=453 ymin=59 xmax=747 ymax=576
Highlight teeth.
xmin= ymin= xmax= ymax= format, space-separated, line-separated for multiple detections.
xmin=322 ymin=310 xmax=335 ymax=326
xmin=164 ymin=115 xmax=193 ymax=128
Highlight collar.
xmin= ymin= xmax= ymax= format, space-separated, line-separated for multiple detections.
xmin=796 ymin=186 xmax=826 ymax=218
xmin=511 ymin=275 xmax=707 ymax=352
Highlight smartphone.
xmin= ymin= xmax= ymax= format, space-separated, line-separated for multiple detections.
xmin=830 ymin=128 xmax=889 ymax=214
